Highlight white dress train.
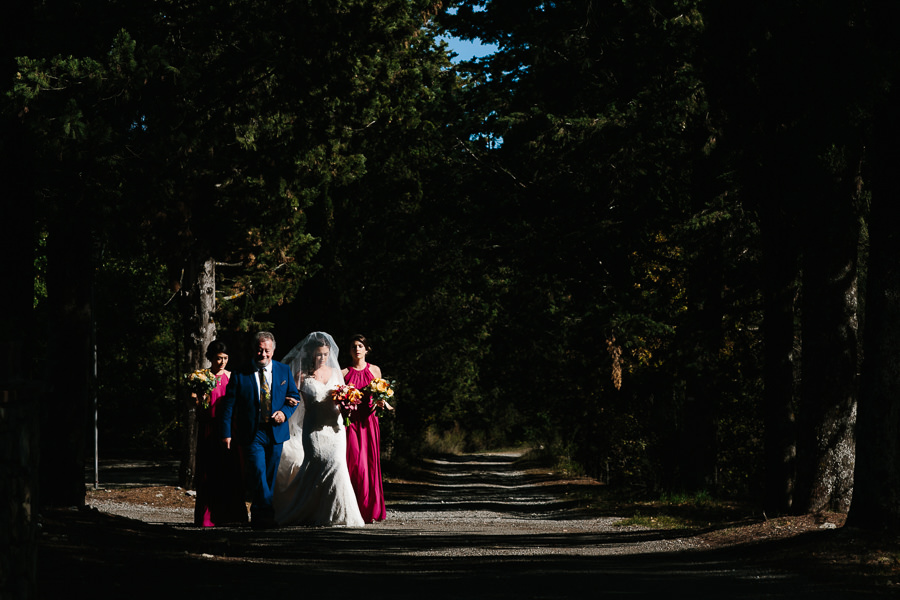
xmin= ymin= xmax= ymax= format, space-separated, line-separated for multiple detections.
xmin=273 ymin=371 xmax=364 ymax=527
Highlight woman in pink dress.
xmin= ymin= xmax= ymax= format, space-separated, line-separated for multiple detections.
xmin=342 ymin=334 xmax=392 ymax=523
xmin=194 ymin=341 xmax=248 ymax=527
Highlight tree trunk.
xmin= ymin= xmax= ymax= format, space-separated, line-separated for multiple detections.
xmin=847 ymin=63 xmax=900 ymax=530
xmin=794 ymin=181 xmax=860 ymax=515
xmin=679 ymin=210 xmax=723 ymax=492
xmin=40 ymin=217 xmax=92 ymax=507
xmin=177 ymin=256 xmax=216 ymax=490
xmin=755 ymin=135 xmax=805 ymax=516
xmin=0 ymin=73 xmax=40 ymax=595
xmin=847 ymin=190 xmax=900 ymax=530
xmin=0 ymin=376 xmax=41 ymax=599
xmin=760 ymin=202 xmax=800 ymax=516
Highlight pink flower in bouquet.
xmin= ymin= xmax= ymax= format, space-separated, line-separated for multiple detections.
xmin=330 ymin=384 xmax=363 ymax=426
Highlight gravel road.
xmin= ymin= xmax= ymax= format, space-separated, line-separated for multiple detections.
xmin=85 ymin=451 xmax=700 ymax=556
xmin=37 ymin=451 xmax=876 ymax=599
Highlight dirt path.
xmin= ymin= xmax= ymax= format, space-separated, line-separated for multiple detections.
xmin=36 ymin=451 xmax=888 ymax=598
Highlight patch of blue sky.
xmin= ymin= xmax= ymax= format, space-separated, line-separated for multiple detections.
xmin=438 ymin=3 xmax=497 ymax=63
xmin=437 ymin=5 xmax=502 ymax=147
xmin=439 ymin=36 xmax=499 ymax=63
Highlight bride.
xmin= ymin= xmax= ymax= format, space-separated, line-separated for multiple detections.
xmin=273 ymin=332 xmax=364 ymax=527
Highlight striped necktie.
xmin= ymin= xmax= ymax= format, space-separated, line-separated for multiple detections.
xmin=259 ymin=367 xmax=271 ymax=423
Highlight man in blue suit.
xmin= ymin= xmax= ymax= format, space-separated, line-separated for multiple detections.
xmin=219 ymin=331 xmax=300 ymax=528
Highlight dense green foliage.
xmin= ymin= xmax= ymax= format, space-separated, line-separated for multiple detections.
xmin=8 ymin=0 xmax=900 ymax=526
xmin=94 ymin=255 xmax=181 ymax=451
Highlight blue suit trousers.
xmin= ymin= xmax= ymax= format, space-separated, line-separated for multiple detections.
xmin=245 ymin=424 xmax=282 ymax=521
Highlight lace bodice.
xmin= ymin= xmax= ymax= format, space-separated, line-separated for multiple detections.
xmin=300 ymin=376 xmax=342 ymax=430
xmin=301 ymin=376 xmax=330 ymax=399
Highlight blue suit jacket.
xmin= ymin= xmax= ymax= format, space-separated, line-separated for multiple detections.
xmin=219 ymin=360 xmax=300 ymax=445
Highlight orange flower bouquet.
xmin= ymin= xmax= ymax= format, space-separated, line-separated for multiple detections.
xmin=363 ymin=378 xmax=396 ymax=417
xmin=330 ymin=384 xmax=364 ymax=426
xmin=184 ymin=369 xmax=219 ymax=409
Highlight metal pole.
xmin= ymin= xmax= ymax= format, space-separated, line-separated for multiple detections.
xmin=91 ymin=242 xmax=100 ymax=490
xmin=93 ymin=318 xmax=98 ymax=490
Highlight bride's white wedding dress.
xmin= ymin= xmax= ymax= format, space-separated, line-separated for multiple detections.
xmin=273 ymin=370 xmax=364 ymax=527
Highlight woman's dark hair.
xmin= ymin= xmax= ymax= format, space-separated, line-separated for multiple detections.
xmin=205 ymin=340 xmax=228 ymax=361
xmin=349 ymin=334 xmax=372 ymax=354
xmin=301 ymin=338 xmax=330 ymax=372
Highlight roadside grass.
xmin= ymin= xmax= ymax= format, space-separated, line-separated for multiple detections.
xmin=615 ymin=512 xmax=686 ymax=529
xmin=513 ymin=449 xmax=758 ymax=531
xmin=421 ymin=425 xmax=467 ymax=455
xmin=593 ymin=488 xmax=753 ymax=531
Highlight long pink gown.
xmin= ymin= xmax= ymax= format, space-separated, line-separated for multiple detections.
xmin=344 ymin=364 xmax=386 ymax=523
xmin=194 ymin=372 xmax=248 ymax=526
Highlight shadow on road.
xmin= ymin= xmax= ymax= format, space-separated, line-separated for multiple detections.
xmin=43 ymin=452 xmax=885 ymax=599
xmin=39 ymin=508 xmax=870 ymax=600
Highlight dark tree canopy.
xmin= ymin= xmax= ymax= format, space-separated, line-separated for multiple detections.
xmin=5 ymin=0 xmax=900 ymax=532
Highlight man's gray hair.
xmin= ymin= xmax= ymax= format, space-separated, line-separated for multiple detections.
xmin=255 ymin=331 xmax=276 ymax=348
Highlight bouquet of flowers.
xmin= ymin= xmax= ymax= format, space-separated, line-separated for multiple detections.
xmin=363 ymin=378 xmax=396 ymax=418
xmin=184 ymin=369 xmax=219 ymax=410
xmin=330 ymin=384 xmax=364 ymax=426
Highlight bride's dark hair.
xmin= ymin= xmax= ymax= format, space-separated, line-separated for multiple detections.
xmin=301 ymin=338 xmax=331 ymax=373
xmin=282 ymin=332 xmax=340 ymax=382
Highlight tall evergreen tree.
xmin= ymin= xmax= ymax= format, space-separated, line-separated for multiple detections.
xmin=9 ymin=0 xmax=455 ymax=499
xmin=703 ymin=0 xmax=864 ymax=513
xmin=847 ymin=0 xmax=900 ymax=533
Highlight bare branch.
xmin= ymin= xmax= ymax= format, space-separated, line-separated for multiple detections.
xmin=456 ymin=138 xmax=527 ymax=189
